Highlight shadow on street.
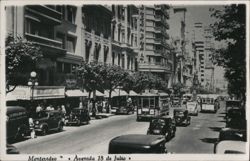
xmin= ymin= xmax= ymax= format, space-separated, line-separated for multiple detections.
xmin=209 ymin=127 xmax=223 ymax=132
xmin=200 ymin=138 xmax=218 ymax=144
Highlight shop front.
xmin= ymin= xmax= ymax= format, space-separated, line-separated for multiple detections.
xmin=6 ymin=86 xmax=65 ymax=113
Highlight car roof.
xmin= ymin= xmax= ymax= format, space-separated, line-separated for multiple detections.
xmin=7 ymin=106 xmax=26 ymax=114
xmin=174 ymin=108 xmax=186 ymax=112
xmin=215 ymin=141 xmax=246 ymax=154
xmin=110 ymin=134 xmax=165 ymax=147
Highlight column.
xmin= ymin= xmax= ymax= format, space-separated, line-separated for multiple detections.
xmin=124 ymin=51 xmax=128 ymax=69
xmin=89 ymin=30 xmax=95 ymax=62
xmin=75 ymin=6 xmax=84 ymax=58
xmin=124 ymin=6 xmax=128 ymax=44
xmin=107 ymin=37 xmax=112 ymax=64
xmin=99 ymin=33 xmax=104 ymax=63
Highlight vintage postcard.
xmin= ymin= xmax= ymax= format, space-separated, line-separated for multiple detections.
xmin=0 ymin=0 xmax=249 ymax=161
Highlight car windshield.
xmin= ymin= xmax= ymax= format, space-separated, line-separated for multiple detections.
xmin=34 ymin=111 xmax=49 ymax=118
xmin=151 ymin=119 xmax=165 ymax=126
xmin=175 ymin=111 xmax=184 ymax=116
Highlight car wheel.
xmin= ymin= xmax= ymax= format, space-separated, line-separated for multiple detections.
xmin=41 ymin=127 xmax=48 ymax=136
xmin=77 ymin=120 xmax=81 ymax=126
xmin=58 ymin=123 xmax=63 ymax=132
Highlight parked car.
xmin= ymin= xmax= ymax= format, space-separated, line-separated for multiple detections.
xmin=147 ymin=117 xmax=176 ymax=141
xmin=32 ymin=110 xmax=64 ymax=135
xmin=214 ymin=140 xmax=246 ymax=154
xmin=115 ymin=105 xmax=134 ymax=115
xmin=6 ymin=144 xmax=20 ymax=154
xmin=6 ymin=106 xmax=30 ymax=141
xmin=219 ymin=127 xmax=246 ymax=142
xmin=65 ymin=108 xmax=90 ymax=126
xmin=108 ymin=134 xmax=167 ymax=154
xmin=186 ymin=101 xmax=199 ymax=116
xmin=173 ymin=109 xmax=191 ymax=126
xmin=172 ymin=97 xmax=181 ymax=107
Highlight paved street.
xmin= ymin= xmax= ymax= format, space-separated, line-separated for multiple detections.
xmin=14 ymin=102 xmax=226 ymax=154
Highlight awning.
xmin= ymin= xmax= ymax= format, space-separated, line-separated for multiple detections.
xmin=112 ymin=89 xmax=128 ymax=97
xmin=6 ymin=86 xmax=65 ymax=100
xmin=128 ymin=90 xmax=139 ymax=96
xmin=158 ymin=92 xmax=169 ymax=97
xmin=90 ymin=90 xmax=105 ymax=98
xmin=65 ymin=89 xmax=88 ymax=97
xmin=104 ymin=89 xmax=129 ymax=98
xmin=32 ymin=86 xmax=65 ymax=100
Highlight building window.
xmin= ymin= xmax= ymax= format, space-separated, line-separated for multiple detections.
xmin=66 ymin=6 xmax=76 ymax=24
xmin=66 ymin=36 xmax=76 ymax=53
xmin=201 ymin=79 xmax=204 ymax=82
xmin=26 ymin=20 xmax=54 ymax=39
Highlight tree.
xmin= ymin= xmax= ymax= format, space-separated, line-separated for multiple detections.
xmin=210 ymin=4 xmax=246 ymax=100
xmin=76 ymin=61 xmax=105 ymax=97
xmin=102 ymin=64 xmax=129 ymax=108
xmin=5 ymin=34 xmax=42 ymax=93
xmin=172 ymin=82 xmax=184 ymax=97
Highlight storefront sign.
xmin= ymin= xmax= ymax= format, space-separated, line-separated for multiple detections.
xmin=33 ymin=86 xmax=65 ymax=100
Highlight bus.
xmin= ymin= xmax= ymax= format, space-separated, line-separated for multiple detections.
xmin=200 ymin=96 xmax=217 ymax=113
xmin=137 ymin=92 xmax=170 ymax=121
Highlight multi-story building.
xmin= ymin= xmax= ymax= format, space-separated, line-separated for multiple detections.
xmin=194 ymin=22 xmax=205 ymax=87
xmin=138 ymin=5 xmax=172 ymax=82
xmin=111 ymin=5 xmax=139 ymax=71
xmin=193 ymin=22 xmax=215 ymax=90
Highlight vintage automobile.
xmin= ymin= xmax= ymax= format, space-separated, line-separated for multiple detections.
xmin=65 ymin=108 xmax=90 ymax=126
xmin=186 ymin=101 xmax=199 ymax=116
xmin=115 ymin=105 xmax=134 ymax=115
xmin=147 ymin=117 xmax=176 ymax=141
xmin=225 ymin=100 xmax=241 ymax=112
xmin=32 ymin=110 xmax=64 ymax=135
xmin=172 ymin=97 xmax=181 ymax=107
xmin=108 ymin=134 xmax=167 ymax=154
xmin=6 ymin=106 xmax=30 ymax=141
xmin=6 ymin=144 xmax=20 ymax=154
xmin=214 ymin=140 xmax=246 ymax=154
xmin=218 ymin=127 xmax=246 ymax=142
xmin=173 ymin=109 xmax=191 ymax=126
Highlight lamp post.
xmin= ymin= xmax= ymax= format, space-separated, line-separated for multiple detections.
xmin=28 ymin=71 xmax=38 ymax=101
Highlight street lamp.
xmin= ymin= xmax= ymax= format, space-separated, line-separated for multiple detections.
xmin=28 ymin=71 xmax=38 ymax=101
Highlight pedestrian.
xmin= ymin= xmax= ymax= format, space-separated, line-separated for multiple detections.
xmin=61 ymin=104 xmax=66 ymax=115
xmin=79 ymin=102 xmax=83 ymax=109
xmin=36 ymin=103 xmax=43 ymax=113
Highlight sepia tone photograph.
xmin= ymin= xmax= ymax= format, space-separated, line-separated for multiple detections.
xmin=1 ymin=0 xmax=248 ymax=160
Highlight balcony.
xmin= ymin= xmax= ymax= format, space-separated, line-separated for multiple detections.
xmin=25 ymin=5 xmax=62 ymax=25
xmin=155 ymin=5 xmax=169 ymax=17
xmin=25 ymin=33 xmax=66 ymax=56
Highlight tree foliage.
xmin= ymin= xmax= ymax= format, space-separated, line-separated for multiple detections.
xmin=210 ymin=4 xmax=246 ymax=100
xmin=5 ymin=34 xmax=43 ymax=93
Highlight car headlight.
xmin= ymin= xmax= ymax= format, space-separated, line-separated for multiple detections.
xmin=35 ymin=121 xmax=39 ymax=125
xmin=150 ymin=109 xmax=154 ymax=115
xmin=138 ymin=109 xmax=142 ymax=114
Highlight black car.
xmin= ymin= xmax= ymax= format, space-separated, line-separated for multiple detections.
xmin=6 ymin=144 xmax=19 ymax=154
xmin=65 ymin=108 xmax=90 ymax=126
xmin=6 ymin=106 xmax=30 ymax=141
xmin=226 ymin=108 xmax=245 ymax=127
xmin=32 ymin=110 xmax=64 ymax=135
xmin=219 ymin=128 xmax=246 ymax=142
xmin=147 ymin=117 xmax=176 ymax=141
xmin=115 ymin=105 xmax=134 ymax=115
xmin=108 ymin=134 xmax=167 ymax=154
xmin=173 ymin=109 xmax=191 ymax=126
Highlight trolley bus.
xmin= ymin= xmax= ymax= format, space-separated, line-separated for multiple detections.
xmin=137 ymin=91 xmax=170 ymax=121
